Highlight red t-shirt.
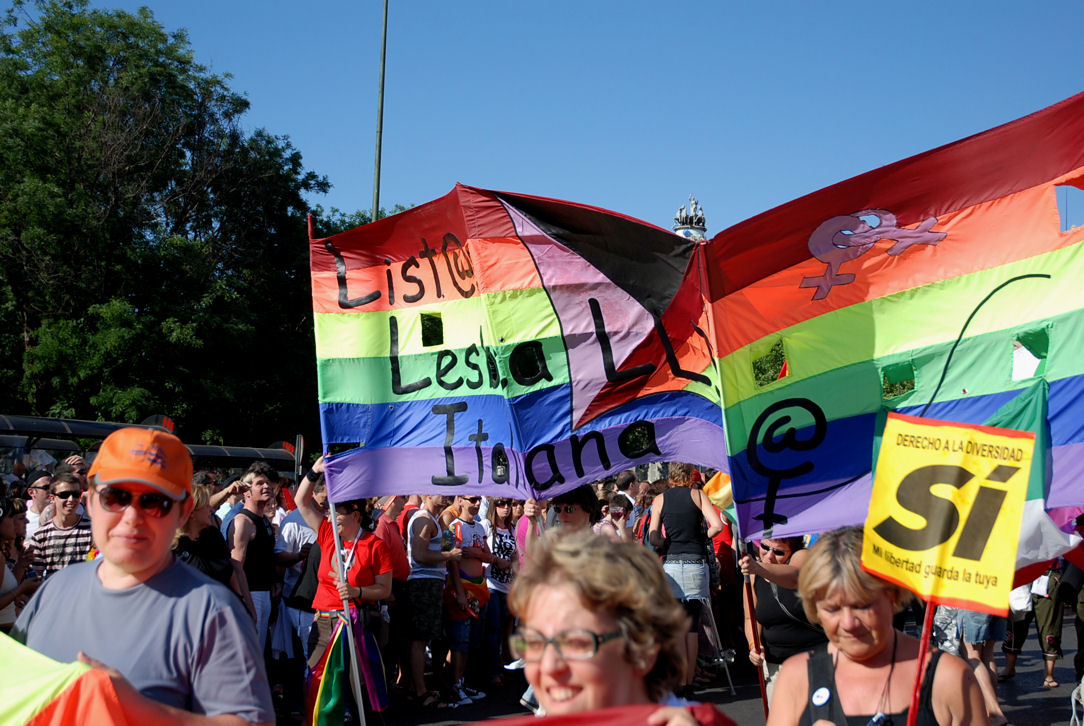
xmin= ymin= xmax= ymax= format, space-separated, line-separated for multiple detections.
xmin=311 ymin=519 xmax=394 ymax=612
xmin=374 ymin=514 xmax=410 ymax=581
xmin=397 ymin=504 xmax=419 ymax=539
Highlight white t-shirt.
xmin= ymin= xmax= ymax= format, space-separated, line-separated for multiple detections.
xmin=24 ymin=509 xmax=42 ymax=542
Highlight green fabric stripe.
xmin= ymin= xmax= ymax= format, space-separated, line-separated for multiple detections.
xmin=318 ymin=335 xmax=569 ymax=403
xmin=314 ymin=623 xmax=346 ymax=726
xmin=723 ymin=309 xmax=1084 ymax=453
xmin=315 ymin=287 xmax=557 ymax=359
xmin=721 ymin=241 xmax=1084 ymax=408
xmin=0 ymin=636 xmax=91 ymax=726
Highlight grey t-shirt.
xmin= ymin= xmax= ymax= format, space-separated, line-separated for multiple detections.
xmin=12 ymin=557 xmax=274 ymax=722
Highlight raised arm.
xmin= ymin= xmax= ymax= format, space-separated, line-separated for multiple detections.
xmin=294 ymin=455 xmax=327 ymax=533
xmin=740 ymin=548 xmax=809 ymax=591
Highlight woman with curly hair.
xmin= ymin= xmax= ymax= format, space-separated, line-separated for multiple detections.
xmin=508 ymin=529 xmax=736 ymax=724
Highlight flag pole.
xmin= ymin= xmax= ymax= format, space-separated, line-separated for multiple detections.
xmin=371 ymin=0 xmax=388 ymax=223
xmin=906 ymin=602 xmax=935 ymax=726
xmin=328 ymin=500 xmax=368 ymax=725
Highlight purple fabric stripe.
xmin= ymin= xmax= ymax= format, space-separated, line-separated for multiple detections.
xmin=736 ymin=441 xmax=1084 ymax=539
xmin=735 ymin=473 xmax=873 ymax=540
xmin=1047 ymin=442 xmax=1084 ymax=509
xmin=323 ymin=416 xmax=728 ymax=503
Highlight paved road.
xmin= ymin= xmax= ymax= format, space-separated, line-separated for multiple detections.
xmin=381 ymin=612 xmax=1080 ymax=725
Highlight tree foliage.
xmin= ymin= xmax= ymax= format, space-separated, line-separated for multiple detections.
xmin=0 ymin=0 xmax=367 ymax=448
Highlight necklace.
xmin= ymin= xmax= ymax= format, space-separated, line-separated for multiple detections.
xmin=870 ymin=630 xmax=898 ymax=726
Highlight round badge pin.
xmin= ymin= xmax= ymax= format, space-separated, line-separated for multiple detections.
xmin=811 ymin=686 xmax=830 ymax=706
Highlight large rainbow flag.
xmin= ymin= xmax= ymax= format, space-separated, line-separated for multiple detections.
xmin=312 ymin=186 xmax=726 ymax=499
xmin=312 ymin=91 xmax=1084 ymax=557
xmin=710 ymin=91 xmax=1084 ymax=543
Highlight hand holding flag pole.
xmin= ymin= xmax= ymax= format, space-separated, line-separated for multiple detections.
xmin=738 ymin=539 xmax=770 ymax=720
xmin=323 ymin=455 xmax=369 ymax=726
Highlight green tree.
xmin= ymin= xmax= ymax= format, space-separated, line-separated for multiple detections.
xmin=0 ymin=0 xmax=342 ymax=447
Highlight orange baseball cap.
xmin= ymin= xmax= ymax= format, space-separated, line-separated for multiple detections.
xmin=88 ymin=428 xmax=193 ymax=500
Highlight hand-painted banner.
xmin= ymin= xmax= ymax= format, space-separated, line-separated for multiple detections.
xmin=861 ymin=413 xmax=1032 ymax=615
xmin=713 ymin=91 xmax=1084 ymax=539
xmin=313 ymin=91 xmax=1084 ymax=526
xmin=312 ymin=189 xmax=727 ymax=501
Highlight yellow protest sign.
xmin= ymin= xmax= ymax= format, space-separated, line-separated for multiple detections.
xmin=862 ymin=412 xmax=1033 ymax=615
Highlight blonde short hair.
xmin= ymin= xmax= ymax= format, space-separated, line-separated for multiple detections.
xmin=797 ymin=526 xmax=913 ymax=624
xmin=508 ymin=530 xmax=687 ymax=702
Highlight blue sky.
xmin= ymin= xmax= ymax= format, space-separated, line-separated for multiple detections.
xmin=97 ymin=1 xmax=1083 ymax=234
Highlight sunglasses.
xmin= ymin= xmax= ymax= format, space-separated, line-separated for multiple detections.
xmin=97 ymin=486 xmax=177 ymax=518
xmin=555 ymin=504 xmax=580 ymax=514
xmin=494 ymin=499 xmax=512 ymax=507
xmin=462 ymin=496 xmax=481 ymax=503
xmin=53 ymin=490 xmax=82 ymax=500
xmin=759 ymin=542 xmax=788 ymax=558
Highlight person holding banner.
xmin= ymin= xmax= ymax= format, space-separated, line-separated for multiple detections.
xmin=741 ymin=535 xmax=826 ymax=704
xmin=294 ymin=456 xmax=394 ymax=722
xmin=767 ymin=527 xmax=988 ymax=726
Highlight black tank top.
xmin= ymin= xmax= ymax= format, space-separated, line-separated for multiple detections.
xmin=659 ymin=487 xmax=707 ymax=557
xmin=238 ymin=508 xmax=276 ymax=592
xmin=799 ymin=642 xmax=943 ymax=726
xmin=753 ymin=576 xmax=827 ymax=663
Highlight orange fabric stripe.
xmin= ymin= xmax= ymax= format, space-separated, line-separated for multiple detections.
xmin=26 ymin=670 xmax=131 ymax=726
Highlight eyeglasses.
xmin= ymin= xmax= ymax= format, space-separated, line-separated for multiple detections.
xmin=508 ymin=627 xmax=624 ymax=662
xmin=96 ymin=486 xmax=177 ymax=518
xmin=494 ymin=499 xmax=512 ymax=507
xmin=462 ymin=496 xmax=481 ymax=503
xmin=53 ymin=490 xmax=81 ymax=500
xmin=555 ymin=504 xmax=580 ymax=514
xmin=759 ymin=542 xmax=788 ymax=558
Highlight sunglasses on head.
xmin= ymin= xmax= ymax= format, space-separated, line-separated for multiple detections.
xmin=53 ymin=490 xmax=81 ymax=500
xmin=759 ymin=542 xmax=788 ymax=557
xmin=555 ymin=504 xmax=580 ymax=514
xmin=97 ymin=486 xmax=177 ymax=518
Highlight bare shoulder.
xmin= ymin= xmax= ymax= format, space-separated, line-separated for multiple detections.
xmin=931 ymin=648 xmax=976 ymax=683
xmin=767 ymin=651 xmax=812 ymax=726
xmin=930 ymin=649 xmax=987 ymax=724
xmin=232 ymin=513 xmax=254 ymax=538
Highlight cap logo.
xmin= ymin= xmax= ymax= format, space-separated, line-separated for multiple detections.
xmin=130 ymin=443 xmax=167 ymax=470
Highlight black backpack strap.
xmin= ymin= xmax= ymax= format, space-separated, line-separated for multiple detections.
xmin=805 ymin=643 xmax=847 ymax=726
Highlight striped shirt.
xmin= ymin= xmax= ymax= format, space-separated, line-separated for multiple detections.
xmin=29 ymin=517 xmax=94 ymax=577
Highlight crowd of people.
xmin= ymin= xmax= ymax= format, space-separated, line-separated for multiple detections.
xmin=0 ymin=437 xmax=1079 ymax=725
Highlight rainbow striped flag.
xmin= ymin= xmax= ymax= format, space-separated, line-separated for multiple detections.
xmin=305 ymin=611 xmax=387 ymax=725
xmin=312 ymin=187 xmax=726 ymax=500
xmin=0 ymin=633 xmax=132 ymax=725
xmin=710 ymin=91 xmax=1084 ymax=544
xmin=312 ymin=91 xmax=1084 ymax=567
